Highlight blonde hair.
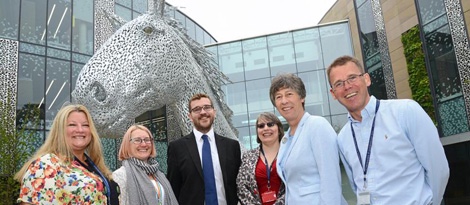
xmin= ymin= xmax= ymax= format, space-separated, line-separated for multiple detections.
xmin=118 ymin=124 xmax=157 ymax=161
xmin=15 ymin=104 xmax=113 ymax=181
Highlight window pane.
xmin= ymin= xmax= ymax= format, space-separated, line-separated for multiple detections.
xmin=293 ymin=28 xmax=323 ymax=72
xmin=115 ymin=0 xmax=131 ymax=8
xmin=18 ymin=53 xmax=45 ymax=109
xmin=195 ymin=26 xmax=204 ymax=45
xmin=222 ymin=82 xmax=248 ymax=127
xmin=20 ymin=0 xmax=47 ymax=45
xmin=356 ymin=1 xmax=379 ymax=59
xmin=299 ymin=71 xmax=329 ymax=116
xmin=319 ymin=23 xmax=353 ymax=66
xmin=45 ymin=58 xmax=70 ymax=129
xmin=245 ymin=78 xmax=272 ymax=125
xmin=186 ymin=19 xmax=196 ymax=40
xmin=134 ymin=0 xmax=148 ymax=13
xmin=416 ymin=0 xmax=446 ymax=25
xmin=46 ymin=0 xmax=71 ymax=50
xmin=115 ymin=4 xmax=132 ymax=22
xmin=218 ymin=41 xmax=245 ymax=82
xmin=0 ymin=0 xmax=20 ymax=39
xmin=243 ymin=37 xmax=269 ymax=80
xmin=72 ymin=0 xmax=93 ymax=55
xmin=268 ymin=32 xmax=296 ymax=75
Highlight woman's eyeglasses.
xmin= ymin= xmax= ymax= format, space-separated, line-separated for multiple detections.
xmin=257 ymin=122 xmax=275 ymax=129
xmin=130 ymin=137 xmax=153 ymax=144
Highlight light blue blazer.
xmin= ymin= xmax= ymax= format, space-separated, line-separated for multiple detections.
xmin=276 ymin=112 xmax=346 ymax=204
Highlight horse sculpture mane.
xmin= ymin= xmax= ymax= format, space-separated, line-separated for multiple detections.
xmin=72 ymin=0 xmax=238 ymax=142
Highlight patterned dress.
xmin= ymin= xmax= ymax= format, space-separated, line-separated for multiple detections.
xmin=17 ymin=153 xmax=107 ymax=204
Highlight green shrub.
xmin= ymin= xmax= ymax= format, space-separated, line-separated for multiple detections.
xmin=0 ymin=94 xmax=41 ymax=205
xmin=401 ymin=25 xmax=436 ymax=123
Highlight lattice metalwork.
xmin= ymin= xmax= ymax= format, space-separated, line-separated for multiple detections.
xmin=0 ymin=39 xmax=18 ymax=128
xmin=444 ymin=0 xmax=470 ymax=127
xmin=73 ymin=0 xmax=237 ymax=144
xmin=371 ymin=0 xmax=397 ymax=99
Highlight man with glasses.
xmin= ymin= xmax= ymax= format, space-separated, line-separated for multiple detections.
xmin=167 ymin=93 xmax=241 ymax=205
xmin=327 ymin=55 xmax=449 ymax=205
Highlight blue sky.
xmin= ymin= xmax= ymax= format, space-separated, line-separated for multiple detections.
xmin=166 ymin=0 xmax=337 ymax=42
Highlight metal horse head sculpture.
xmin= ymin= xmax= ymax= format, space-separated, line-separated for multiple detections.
xmin=72 ymin=0 xmax=238 ymax=142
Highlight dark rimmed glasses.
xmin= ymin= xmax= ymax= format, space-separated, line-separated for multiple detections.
xmin=257 ymin=122 xmax=275 ymax=129
xmin=191 ymin=105 xmax=214 ymax=114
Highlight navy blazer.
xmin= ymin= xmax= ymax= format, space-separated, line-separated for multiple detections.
xmin=167 ymin=132 xmax=241 ymax=205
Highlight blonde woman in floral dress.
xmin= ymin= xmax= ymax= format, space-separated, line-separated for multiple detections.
xmin=15 ymin=104 xmax=120 ymax=204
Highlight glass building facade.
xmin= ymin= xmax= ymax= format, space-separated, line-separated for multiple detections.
xmin=0 ymin=0 xmax=216 ymax=171
xmin=206 ymin=21 xmax=354 ymax=150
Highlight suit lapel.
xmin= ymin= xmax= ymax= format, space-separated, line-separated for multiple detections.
xmin=185 ymin=132 xmax=203 ymax=178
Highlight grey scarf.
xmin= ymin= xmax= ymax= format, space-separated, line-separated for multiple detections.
xmin=124 ymin=158 xmax=179 ymax=205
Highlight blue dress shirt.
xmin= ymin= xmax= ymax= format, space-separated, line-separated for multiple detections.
xmin=338 ymin=96 xmax=449 ymax=205
xmin=277 ymin=112 xmax=346 ymax=204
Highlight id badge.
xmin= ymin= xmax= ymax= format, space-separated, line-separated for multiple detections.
xmin=357 ymin=191 xmax=371 ymax=205
xmin=261 ymin=190 xmax=277 ymax=203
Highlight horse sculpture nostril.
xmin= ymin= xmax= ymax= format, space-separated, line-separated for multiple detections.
xmin=91 ymin=81 xmax=107 ymax=102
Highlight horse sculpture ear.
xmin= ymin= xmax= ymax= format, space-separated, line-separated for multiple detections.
xmin=102 ymin=10 xmax=128 ymax=30
xmin=150 ymin=0 xmax=166 ymax=17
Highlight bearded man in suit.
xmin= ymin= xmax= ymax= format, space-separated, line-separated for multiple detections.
xmin=167 ymin=93 xmax=241 ymax=205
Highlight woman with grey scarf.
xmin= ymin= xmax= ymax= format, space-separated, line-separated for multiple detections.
xmin=113 ymin=125 xmax=178 ymax=205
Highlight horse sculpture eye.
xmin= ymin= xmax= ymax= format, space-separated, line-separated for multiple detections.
xmin=91 ymin=81 xmax=107 ymax=102
xmin=143 ymin=26 xmax=154 ymax=34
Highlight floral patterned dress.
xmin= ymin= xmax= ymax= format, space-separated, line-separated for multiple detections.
xmin=17 ymin=153 xmax=107 ymax=204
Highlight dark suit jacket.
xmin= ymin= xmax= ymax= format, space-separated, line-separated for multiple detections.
xmin=167 ymin=132 xmax=241 ymax=205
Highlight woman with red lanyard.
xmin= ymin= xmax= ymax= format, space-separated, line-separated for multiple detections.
xmin=237 ymin=112 xmax=285 ymax=205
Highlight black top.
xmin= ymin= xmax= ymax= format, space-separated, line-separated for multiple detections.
xmin=76 ymin=157 xmax=120 ymax=205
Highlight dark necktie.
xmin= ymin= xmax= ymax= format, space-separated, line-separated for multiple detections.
xmin=202 ymin=134 xmax=218 ymax=205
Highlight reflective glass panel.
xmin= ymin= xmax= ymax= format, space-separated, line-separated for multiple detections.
xmin=115 ymin=4 xmax=132 ymax=22
xmin=0 ymin=0 xmax=20 ymax=39
xmin=20 ymin=0 xmax=47 ymax=45
xmin=47 ymin=47 xmax=70 ymax=60
xmin=196 ymin=26 xmax=204 ymax=45
xmin=134 ymin=0 xmax=148 ymax=13
xmin=356 ymin=0 xmax=379 ymax=60
xmin=299 ymin=71 xmax=329 ymax=116
xmin=243 ymin=37 xmax=269 ymax=80
xmin=293 ymin=28 xmax=323 ymax=72
xmin=416 ymin=0 xmax=446 ymax=25
xmin=72 ymin=0 xmax=93 ymax=55
xmin=186 ymin=19 xmax=196 ymax=40
xmin=204 ymin=32 xmax=215 ymax=45
xmin=424 ymin=26 xmax=468 ymax=136
xmin=319 ymin=23 xmax=354 ymax=66
xmin=222 ymin=82 xmax=248 ymax=127
xmin=46 ymin=0 xmax=71 ymax=50
xmin=218 ymin=41 xmax=245 ymax=82
xmin=236 ymin=127 xmax=251 ymax=150
xmin=20 ymin=42 xmax=46 ymax=55
xmin=18 ymin=53 xmax=45 ymax=111
xmin=267 ymin=32 xmax=296 ymax=75
xmin=45 ymin=58 xmax=70 ymax=129
xmin=116 ymin=0 xmax=131 ymax=8
xmin=245 ymin=78 xmax=272 ymax=125
xmin=174 ymin=11 xmax=186 ymax=27
xmin=367 ymin=61 xmax=387 ymax=100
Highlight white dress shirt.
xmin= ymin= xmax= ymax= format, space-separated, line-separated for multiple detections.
xmin=194 ymin=128 xmax=227 ymax=205
xmin=338 ymin=96 xmax=449 ymax=205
